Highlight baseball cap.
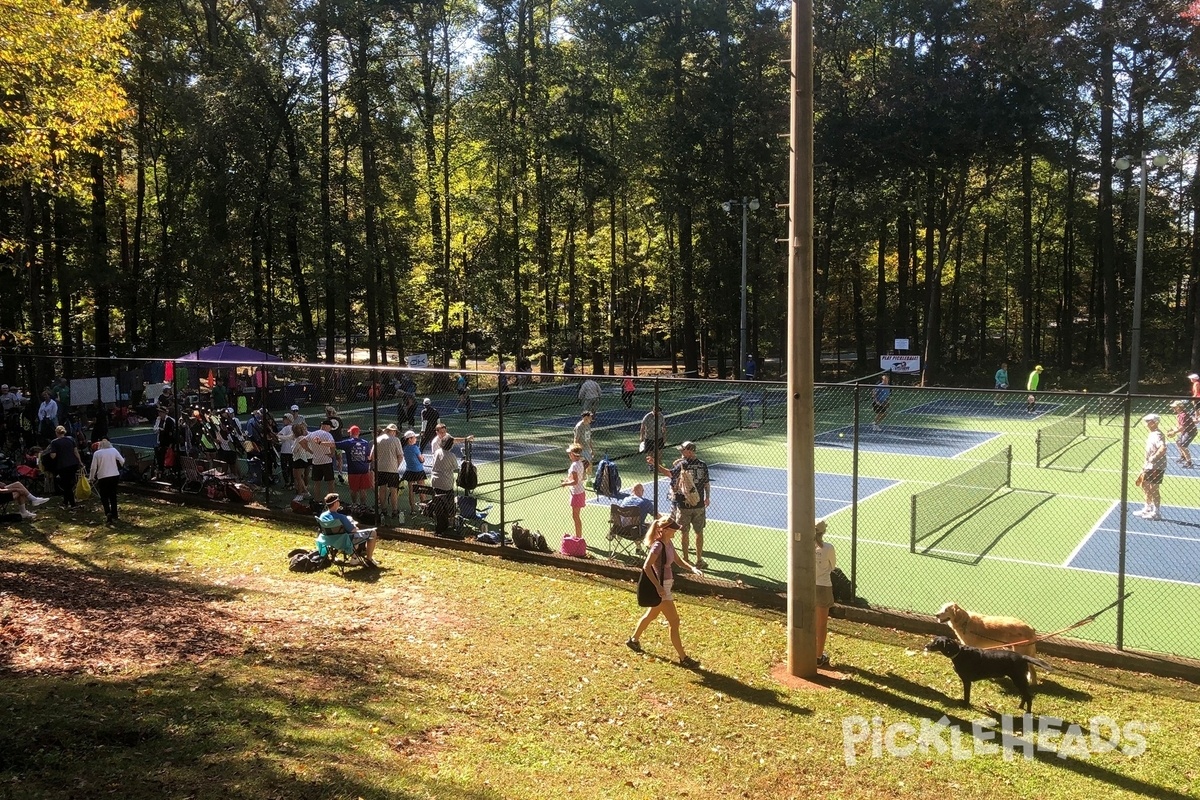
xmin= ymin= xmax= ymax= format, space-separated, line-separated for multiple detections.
xmin=348 ymin=425 xmax=360 ymax=436
xmin=1142 ymin=414 xmax=1160 ymax=423
xmin=1035 ymin=365 xmax=1043 ymax=372
xmin=1171 ymin=400 xmax=1188 ymax=408
xmin=403 ymin=429 xmax=418 ymax=439
xmin=1 ymin=384 xmax=7 ymax=390
xmin=320 ymin=418 xmax=333 ymax=427
xmin=385 ymin=423 xmax=398 ymax=432
xmin=678 ymin=441 xmax=697 ymax=452
xmin=581 ymin=410 xmax=594 ymax=417
xmin=1189 ymin=374 xmax=1199 ymax=381
xmin=290 ymin=404 xmax=300 ymax=411
xmin=423 ymin=397 xmax=432 ymax=405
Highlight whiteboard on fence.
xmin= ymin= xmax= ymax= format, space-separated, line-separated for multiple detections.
xmin=69 ymin=376 xmax=118 ymax=406
xmin=405 ymin=353 xmax=429 ymax=368
xmin=880 ymin=355 xmax=921 ymax=374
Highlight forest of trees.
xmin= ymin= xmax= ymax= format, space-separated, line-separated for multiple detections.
xmin=2 ymin=0 xmax=1200 ymax=386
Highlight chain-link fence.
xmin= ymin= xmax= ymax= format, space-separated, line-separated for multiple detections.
xmin=2 ymin=355 xmax=1195 ymax=662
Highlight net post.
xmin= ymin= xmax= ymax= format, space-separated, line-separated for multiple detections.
xmin=1035 ymin=431 xmax=1042 ymax=468
xmin=1005 ymin=444 xmax=1012 ymax=488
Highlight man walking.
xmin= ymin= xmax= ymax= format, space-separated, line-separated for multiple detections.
xmin=1026 ymin=364 xmax=1043 ymax=414
xmin=578 ymin=377 xmax=601 ymax=416
xmin=872 ymin=374 xmax=891 ymax=431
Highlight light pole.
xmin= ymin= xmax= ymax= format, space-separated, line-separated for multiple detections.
xmin=1116 ymin=153 xmax=1168 ymax=393
xmin=722 ymin=196 xmax=760 ymax=378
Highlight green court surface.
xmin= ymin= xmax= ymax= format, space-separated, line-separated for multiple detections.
xmin=110 ymin=380 xmax=1200 ymax=661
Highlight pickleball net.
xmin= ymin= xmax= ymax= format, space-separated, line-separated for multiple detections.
xmin=910 ymin=445 xmax=1012 ymax=552
xmin=472 ymin=393 xmax=743 ymax=502
xmin=1036 ymin=408 xmax=1087 ymax=467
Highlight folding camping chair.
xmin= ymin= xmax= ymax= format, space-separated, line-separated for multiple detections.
xmin=607 ymin=504 xmax=647 ymax=560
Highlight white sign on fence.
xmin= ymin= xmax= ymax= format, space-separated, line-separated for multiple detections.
xmin=405 ymin=353 xmax=429 ymax=369
xmin=880 ymin=355 xmax=921 ymax=373
xmin=894 ymin=338 xmax=910 ymax=351
xmin=69 ymin=376 xmax=118 ymax=406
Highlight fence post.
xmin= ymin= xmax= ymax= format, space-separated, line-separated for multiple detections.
xmin=1116 ymin=393 xmax=1132 ymax=651
xmin=371 ymin=366 xmax=380 ymax=522
xmin=850 ymin=380 xmax=860 ymax=599
xmin=498 ymin=364 xmax=506 ymax=530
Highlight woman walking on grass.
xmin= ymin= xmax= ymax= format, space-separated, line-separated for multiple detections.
xmin=626 ymin=515 xmax=703 ymax=668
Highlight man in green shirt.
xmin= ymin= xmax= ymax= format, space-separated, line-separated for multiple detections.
xmin=1026 ymin=365 xmax=1043 ymax=414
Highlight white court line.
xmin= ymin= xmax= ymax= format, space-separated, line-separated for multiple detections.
xmin=1063 ymin=501 xmax=1118 ymax=567
xmin=955 ymin=431 xmax=1007 ymax=459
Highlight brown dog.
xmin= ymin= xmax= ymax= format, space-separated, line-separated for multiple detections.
xmin=935 ymin=602 xmax=1039 ymax=683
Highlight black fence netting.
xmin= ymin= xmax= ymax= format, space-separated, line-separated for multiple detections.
xmin=2 ymin=354 xmax=1197 ymax=662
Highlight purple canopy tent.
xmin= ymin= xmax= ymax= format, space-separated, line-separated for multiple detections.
xmin=175 ymin=341 xmax=283 ymax=365
xmin=173 ymin=342 xmax=287 ymax=411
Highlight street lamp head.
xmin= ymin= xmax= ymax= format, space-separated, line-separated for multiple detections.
xmin=721 ymin=201 xmax=732 ymax=214
xmin=1115 ymin=157 xmax=1131 ymax=171
xmin=1152 ymin=154 xmax=1168 ymax=167
xmin=749 ymin=198 xmax=760 ymax=211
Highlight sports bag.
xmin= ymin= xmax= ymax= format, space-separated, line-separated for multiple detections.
xmin=457 ymin=459 xmax=479 ymax=491
xmin=287 ymin=547 xmax=331 ymax=573
xmin=512 ymin=523 xmax=551 ymax=553
xmin=636 ymin=545 xmax=666 ymax=607
xmin=676 ymin=464 xmax=701 ymax=508
xmin=560 ymin=535 xmax=588 ymax=558
xmin=593 ymin=457 xmax=620 ymax=497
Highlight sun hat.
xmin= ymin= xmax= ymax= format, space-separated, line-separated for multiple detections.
xmin=385 ymin=423 xmax=398 ymax=432
xmin=815 ymin=518 xmax=827 ymax=535
xmin=1170 ymin=400 xmax=1188 ymax=408
xmin=1142 ymin=414 xmax=1160 ymax=423
xmin=348 ymin=425 xmax=360 ymax=436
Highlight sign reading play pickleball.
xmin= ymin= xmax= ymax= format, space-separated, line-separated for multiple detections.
xmin=881 ymin=355 xmax=921 ymax=373
xmin=405 ymin=353 xmax=429 ymax=368
xmin=894 ymin=338 xmax=909 ymax=351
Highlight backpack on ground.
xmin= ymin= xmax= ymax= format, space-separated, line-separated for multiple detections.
xmin=287 ymin=547 xmax=331 ymax=573
xmin=593 ymin=456 xmax=621 ymax=497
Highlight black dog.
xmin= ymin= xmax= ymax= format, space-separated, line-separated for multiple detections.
xmin=924 ymin=636 xmax=1052 ymax=713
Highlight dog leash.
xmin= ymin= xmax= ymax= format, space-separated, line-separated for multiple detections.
xmin=979 ymin=593 xmax=1132 ymax=651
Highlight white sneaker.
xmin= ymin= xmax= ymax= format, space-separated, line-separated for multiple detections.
xmin=1134 ymin=509 xmax=1152 ymax=518
xmin=19 ymin=509 xmax=36 ymax=520
xmin=30 ymin=496 xmax=50 ymax=507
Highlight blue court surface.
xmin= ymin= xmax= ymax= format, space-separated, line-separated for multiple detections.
xmin=901 ymin=397 xmax=1064 ymax=420
xmin=816 ymin=425 xmax=1000 ymax=459
xmin=1066 ymin=503 xmax=1200 ymax=586
xmin=592 ymin=463 xmax=898 ymax=531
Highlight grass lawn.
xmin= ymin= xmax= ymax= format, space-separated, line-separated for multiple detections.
xmin=3 ymin=497 xmax=1197 ymax=800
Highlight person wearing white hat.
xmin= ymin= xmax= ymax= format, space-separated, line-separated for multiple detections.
xmin=289 ymin=403 xmax=305 ymax=428
xmin=1137 ymin=414 xmax=1167 ymax=520
xmin=400 ymin=429 xmax=427 ymax=514
xmin=371 ymin=423 xmax=404 ymax=521
xmin=1167 ymin=400 xmax=1196 ymax=469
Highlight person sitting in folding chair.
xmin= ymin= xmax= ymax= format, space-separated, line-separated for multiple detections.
xmin=316 ymin=492 xmax=380 ymax=568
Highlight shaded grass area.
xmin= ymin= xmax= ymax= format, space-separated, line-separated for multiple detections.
xmin=4 ymin=498 xmax=1197 ymax=799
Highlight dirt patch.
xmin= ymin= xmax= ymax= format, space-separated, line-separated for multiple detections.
xmin=0 ymin=560 xmax=442 ymax=677
xmin=769 ymin=661 xmax=844 ymax=691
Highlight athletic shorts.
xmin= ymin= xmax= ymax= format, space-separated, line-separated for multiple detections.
xmin=1143 ymin=467 xmax=1165 ymax=486
xmin=570 ymin=491 xmax=586 ymax=509
xmin=872 ymin=401 xmax=889 ymax=415
xmin=348 ymin=472 xmax=373 ymax=492
xmin=376 ymin=471 xmax=400 ymax=488
xmin=311 ymin=462 xmax=334 ymax=482
xmin=292 ymin=459 xmax=310 ymax=472
xmin=816 ymin=584 xmax=835 ymax=609
xmin=403 ymin=470 xmax=426 ymax=483
xmin=1179 ymin=432 xmax=1196 ymax=448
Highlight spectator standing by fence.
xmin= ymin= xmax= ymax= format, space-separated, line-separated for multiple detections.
xmin=648 ymin=441 xmax=710 ymax=568
xmin=420 ymin=398 xmax=441 ymax=452
xmin=371 ymin=423 xmax=404 ymax=521
xmin=307 ymin=419 xmax=338 ymax=500
xmin=814 ymin=518 xmax=836 ymax=667
xmin=401 ymin=429 xmax=426 ymax=513
xmin=336 ymin=425 xmax=373 ymax=505
xmin=562 ymin=443 xmax=586 ymax=539
xmin=37 ymin=390 xmax=58 ymax=443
